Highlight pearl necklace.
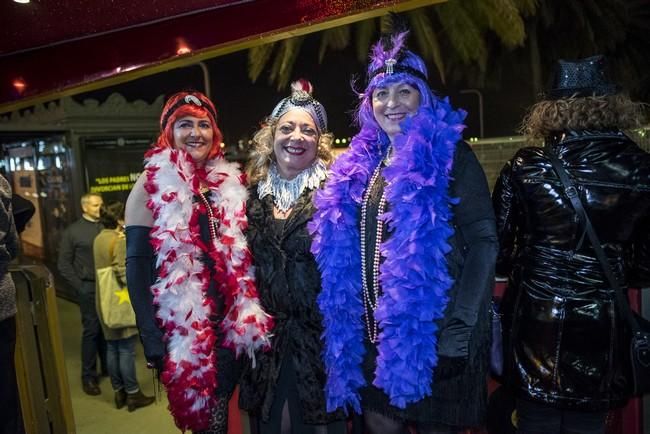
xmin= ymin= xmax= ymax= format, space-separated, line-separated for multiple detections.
xmin=360 ymin=147 xmax=391 ymax=343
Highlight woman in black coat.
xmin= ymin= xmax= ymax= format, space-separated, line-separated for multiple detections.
xmin=309 ymin=31 xmax=497 ymax=434
xmin=493 ymin=56 xmax=650 ymax=434
xmin=239 ymin=80 xmax=346 ymax=434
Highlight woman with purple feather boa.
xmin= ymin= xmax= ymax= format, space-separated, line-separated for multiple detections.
xmin=309 ymin=30 xmax=498 ymax=434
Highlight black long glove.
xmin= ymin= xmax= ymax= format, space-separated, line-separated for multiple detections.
xmin=125 ymin=225 xmax=165 ymax=370
xmin=435 ymin=318 xmax=471 ymax=380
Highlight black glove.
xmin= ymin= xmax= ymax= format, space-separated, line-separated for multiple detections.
xmin=437 ymin=318 xmax=472 ymax=359
xmin=126 ymin=225 xmax=166 ymax=365
xmin=435 ymin=355 xmax=467 ymax=380
xmin=435 ymin=318 xmax=471 ymax=380
xmin=146 ymin=356 xmax=164 ymax=372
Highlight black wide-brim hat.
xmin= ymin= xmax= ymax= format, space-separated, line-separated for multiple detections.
xmin=546 ymin=55 xmax=619 ymax=99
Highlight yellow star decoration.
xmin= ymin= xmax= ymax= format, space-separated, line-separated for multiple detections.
xmin=114 ymin=288 xmax=131 ymax=305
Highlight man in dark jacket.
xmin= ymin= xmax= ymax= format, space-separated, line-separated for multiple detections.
xmin=493 ymin=55 xmax=650 ymax=434
xmin=58 ymin=192 xmax=106 ymax=395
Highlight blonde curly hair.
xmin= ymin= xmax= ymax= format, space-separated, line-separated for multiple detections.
xmin=246 ymin=117 xmax=334 ymax=184
xmin=519 ymin=94 xmax=648 ymax=140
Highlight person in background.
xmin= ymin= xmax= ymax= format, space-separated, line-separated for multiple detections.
xmin=238 ymin=80 xmax=346 ymax=434
xmin=58 ymin=192 xmax=106 ymax=396
xmin=309 ymin=28 xmax=497 ymax=434
xmin=125 ymin=91 xmax=271 ymax=433
xmin=93 ymin=200 xmax=154 ymax=412
xmin=0 ymin=174 xmax=22 ymax=434
xmin=493 ymin=55 xmax=650 ymax=434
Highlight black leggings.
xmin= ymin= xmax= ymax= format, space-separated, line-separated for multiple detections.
xmin=363 ymin=410 xmax=458 ymax=434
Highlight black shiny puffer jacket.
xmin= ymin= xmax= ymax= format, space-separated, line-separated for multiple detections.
xmin=493 ymin=130 xmax=650 ymax=411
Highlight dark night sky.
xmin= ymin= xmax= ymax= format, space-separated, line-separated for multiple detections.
xmin=74 ymin=34 xmax=532 ymax=144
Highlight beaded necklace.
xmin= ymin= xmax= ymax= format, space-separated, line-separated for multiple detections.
xmin=360 ymin=147 xmax=391 ymax=343
xmin=311 ymin=102 xmax=463 ymax=410
xmin=197 ymin=189 xmax=218 ymax=243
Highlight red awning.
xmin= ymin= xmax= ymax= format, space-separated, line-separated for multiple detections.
xmin=0 ymin=0 xmax=435 ymax=112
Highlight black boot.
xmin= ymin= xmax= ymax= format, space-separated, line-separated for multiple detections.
xmin=126 ymin=390 xmax=155 ymax=412
xmin=114 ymin=389 xmax=127 ymax=409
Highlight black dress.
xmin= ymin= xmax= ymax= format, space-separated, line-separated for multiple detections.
xmin=360 ymin=142 xmax=497 ymax=429
xmin=197 ymin=192 xmax=240 ymax=398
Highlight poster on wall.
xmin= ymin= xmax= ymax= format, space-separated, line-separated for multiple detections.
xmin=83 ymin=137 xmax=152 ymax=203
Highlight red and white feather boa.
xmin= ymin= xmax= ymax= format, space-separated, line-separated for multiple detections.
xmin=144 ymin=147 xmax=272 ymax=431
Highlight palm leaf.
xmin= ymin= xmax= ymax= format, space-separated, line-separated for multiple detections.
xmin=269 ymin=37 xmax=305 ymax=90
xmin=435 ymin=1 xmax=487 ymax=69
xmin=473 ymin=0 xmax=526 ymax=48
xmin=354 ymin=19 xmax=376 ymax=63
xmin=247 ymin=43 xmax=276 ymax=83
xmin=318 ymin=25 xmax=351 ymax=63
xmin=514 ymin=0 xmax=539 ymax=17
xmin=407 ymin=9 xmax=446 ymax=83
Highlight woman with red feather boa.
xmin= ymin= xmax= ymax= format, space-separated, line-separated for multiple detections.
xmin=125 ymin=91 xmax=272 ymax=433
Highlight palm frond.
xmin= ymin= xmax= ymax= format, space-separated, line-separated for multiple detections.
xmin=435 ymin=1 xmax=487 ymax=69
xmin=354 ymin=19 xmax=376 ymax=63
xmin=407 ymin=9 xmax=446 ymax=84
xmin=514 ymin=0 xmax=539 ymax=17
xmin=268 ymin=37 xmax=305 ymax=90
xmin=473 ymin=0 xmax=526 ymax=48
xmin=247 ymin=43 xmax=276 ymax=83
xmin=318 ymin=25 xmax=351 ymax=63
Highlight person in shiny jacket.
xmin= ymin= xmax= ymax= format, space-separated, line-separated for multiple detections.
xmin=493 ymin=55 xmax=650 ymax=434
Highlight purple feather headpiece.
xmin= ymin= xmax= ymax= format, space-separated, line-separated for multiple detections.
xmin=366 ymin=31 xmax=428 ymax=87
xmin=355 ymin=30 xmax=435 ymax=141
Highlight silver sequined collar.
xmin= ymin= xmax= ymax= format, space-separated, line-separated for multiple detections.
xmin=257 ymin=160 xmax=327 ymax=212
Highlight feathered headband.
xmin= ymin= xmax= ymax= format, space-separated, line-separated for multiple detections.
xmin=366 ymin=31 xmax=428 ymax=86
xmin=270 ymin=79 xmax=328 ymax=132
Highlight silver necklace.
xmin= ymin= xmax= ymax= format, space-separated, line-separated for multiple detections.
xmin=360 ymin=147 xmax=391 ymax=343
xmin=258 ymin=160 xmax=327 ymax=212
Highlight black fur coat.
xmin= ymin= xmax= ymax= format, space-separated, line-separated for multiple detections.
xmin=238 ymin=187 xmax=344 ymax=424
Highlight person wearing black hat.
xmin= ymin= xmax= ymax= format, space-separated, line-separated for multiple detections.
xmin=493 ymin=55 xmax=650 ymax=434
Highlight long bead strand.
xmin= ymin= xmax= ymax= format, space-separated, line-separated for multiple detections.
xmin=360 ymin=148 xmax=390 ymax=343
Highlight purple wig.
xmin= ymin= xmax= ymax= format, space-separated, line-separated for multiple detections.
xmin=354 ymin=31 xmax=437 ymax=145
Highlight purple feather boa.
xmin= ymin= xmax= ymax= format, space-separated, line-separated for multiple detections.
xmin=309 ymin=97 xmax=466 ymax=412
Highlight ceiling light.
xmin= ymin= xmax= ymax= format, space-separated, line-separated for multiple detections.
xmin=12 ymin=79 xmax=26 ymax=94
xmin=13 ymin=0 xmax=31 ymax=4
xmin=177 ymin=46 xmax=191 ymax=55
